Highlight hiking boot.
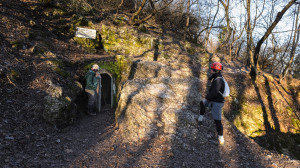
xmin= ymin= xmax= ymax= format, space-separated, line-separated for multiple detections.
xmin=88 ymin=107 xmax=96 ymax=116
xmin=218 ymin=135 xmax=224 ymax=145
xmin=198 ymin=115 xmax=204 ymax=122
xmin=88 ymin=112 xmax=96 ymax=116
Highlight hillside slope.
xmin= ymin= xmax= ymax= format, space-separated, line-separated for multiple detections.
xmin=0 ymin=0 xmax=299 ymax=167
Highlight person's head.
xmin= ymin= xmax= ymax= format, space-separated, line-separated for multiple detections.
xmin=92 ymin=64 xmax=99 ymax=72
xmin=210 ymin=62 xmax=222 ymax=73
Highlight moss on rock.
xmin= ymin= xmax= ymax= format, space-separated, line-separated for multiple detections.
xmin=43 ymin=95 xmax=73 ymax=125
xmin=84 ymin=55 xmax=131 ymax=89
xmin=101 ymin=24 xmax=155 ymax=57
xmin=73 ymin=36 xmax=100 ymax=54
xmin=112 ymin=16 xmax=128 ymax=26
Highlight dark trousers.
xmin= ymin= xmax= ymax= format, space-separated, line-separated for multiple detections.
xmin=200 ymin=100 xmax=223 ymax=136
xmin=85 ymin=89 xmax=96 ymax=112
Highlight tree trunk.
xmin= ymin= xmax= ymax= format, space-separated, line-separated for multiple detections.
xmin=229 ymin=44 xmax=232 ymax=59
xmin=130 ymin=0 xmax=147 ymax=25
xmin=246 ymin=0 xmax=254 ymax=70
xmin=234 ymin=40 xmax=244 ymax=59
xmin=184 ymin=0 xmax=190 ymax=41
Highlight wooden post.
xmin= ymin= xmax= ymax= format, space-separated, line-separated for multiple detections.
xmin=96 ymin=76 xmax=101 ymax=113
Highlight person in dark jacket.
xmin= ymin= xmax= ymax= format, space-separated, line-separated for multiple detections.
xmin=198 ymin=62 xmax=226 ymax=145
xmin=85 ymin=64 xmax=101 ymax=115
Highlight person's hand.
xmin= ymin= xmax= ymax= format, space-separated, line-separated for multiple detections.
xmin=96 ymin=72 xmax=100 ymax=78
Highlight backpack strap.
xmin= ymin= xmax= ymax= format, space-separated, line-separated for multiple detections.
xmin=214 ymin=77 xmax=225 ymax=96
xmin=214 ymin=76 xmax=224 ymax=82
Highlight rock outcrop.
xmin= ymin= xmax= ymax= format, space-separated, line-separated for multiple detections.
xmin=116 ymin=60 xmax=203 ymax=142
xmin=43 ymin=80 xmax=82 ymax=126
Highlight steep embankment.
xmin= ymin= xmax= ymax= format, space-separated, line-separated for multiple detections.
xmin=223 ymin=69 xmax=300 ymax=159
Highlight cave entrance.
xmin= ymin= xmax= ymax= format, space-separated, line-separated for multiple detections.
xmin=99 ymin=70 xmax=115 ymax=109
xmin=77 ymin=69 xmax=115 ymax=115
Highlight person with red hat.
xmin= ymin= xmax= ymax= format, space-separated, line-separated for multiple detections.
xmin=198 ymin=62 xmax=226 ymax=145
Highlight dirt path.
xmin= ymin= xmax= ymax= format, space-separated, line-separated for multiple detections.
xmin=1 ymin=89 xmax=299 ymax=168
xmin=11 ymin=107 xmax=295 ymax=168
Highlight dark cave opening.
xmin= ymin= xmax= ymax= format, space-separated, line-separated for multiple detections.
xmin=100 ymin=73 xmax=111 ymax=106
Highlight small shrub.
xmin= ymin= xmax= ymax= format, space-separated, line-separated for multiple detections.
xmin=9 ymin=70 xmax=20 ymax=81
xmin=10 ymin=40 xmax=23 ymax=50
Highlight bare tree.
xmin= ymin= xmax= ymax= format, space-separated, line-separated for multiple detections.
xmin=233 ymin=39 xmax=245 ymax=60
xmin=250 ymin=0 xmax=297 ymax=79
xmin=292 ymin=53 xmax=300 ymax=78
xmin=281 ymin=4 xmax=300 ymax=80
xmin=229 ymin=22 xmax=246 ymax=59
xmin=218 ymin=0 xmax=233 ymax=52
xmin=130 ymin=0 xmax=173 ymax=25
xmin=232 ymin=0 xmax=246 ymax=60
xmin=185 ymin=0 xmax=221 ymax=47
xmin=204 ymin=0 xmax=220 ymax=49
xmin=130 ymin=0 xmax=147 ymax=24
xmin=244 ymin=0 xmax=266 ymax=68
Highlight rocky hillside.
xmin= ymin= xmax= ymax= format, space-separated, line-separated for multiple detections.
xmin=0 ymin=0 xmax=300 ymax=167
